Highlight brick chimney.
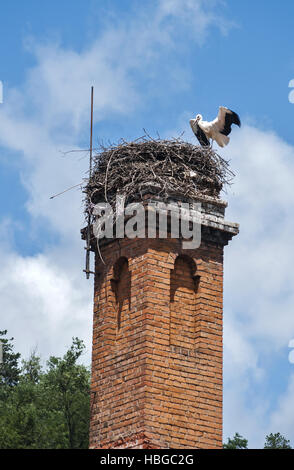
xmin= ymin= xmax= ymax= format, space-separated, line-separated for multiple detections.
xmin=85 ymin=194 xmax=238 ymax=449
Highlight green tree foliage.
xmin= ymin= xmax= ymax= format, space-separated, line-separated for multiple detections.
xmin=0 ymin=336 xmax=90 ymax=449
xmin=264 ymin=432 xmax=292 ymax=449
xmin=224 ymin=431 xmax=292 ymax=449
xmin=0 ymin=330 xmax=21 ymax=387
xmin=2 ymin=331 xmax=293 ymax=450
xmin=223 ymin=432 xmax=248 ymax=449
xmin=44 ymin=337 xmax=90 ymax=448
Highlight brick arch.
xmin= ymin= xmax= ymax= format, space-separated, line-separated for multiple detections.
xmin=110 ymin=257 xmax=131 ymax=331
xmin=170 ymin=255 xmax=200 ymax=350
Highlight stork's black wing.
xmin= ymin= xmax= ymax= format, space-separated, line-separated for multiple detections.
xmin=190 ymin=120 xmax=210 ymax=147
xmin=220 ymin=109 xmax=241 ymax=136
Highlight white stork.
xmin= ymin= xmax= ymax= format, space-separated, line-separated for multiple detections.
xmin=190 ymin=106 xmax=241 ymax=148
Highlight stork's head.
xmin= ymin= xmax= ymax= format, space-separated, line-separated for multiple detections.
xmin=195 ymin=114 xmax=202 ymax=121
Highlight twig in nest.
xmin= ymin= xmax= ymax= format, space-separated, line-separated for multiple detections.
xmin=84 ymin=134 xmax=235 ymax=228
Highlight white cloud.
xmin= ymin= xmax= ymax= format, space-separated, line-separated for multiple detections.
xmin=219 ymin=124 xmax=294 ymax=447
xmin=157 ymin=0 xmax=234 ymax=42
xmin=224 ymin=320 xmax=263 ymax=379
xmin=268 ymin=373 xmax=294 ymax=442
xmin=0 ymin=243 xmax=92 ymax=362
xmin=223 ymin=125 xmax=294 ymax=348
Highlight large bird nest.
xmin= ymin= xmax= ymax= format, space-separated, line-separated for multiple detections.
xmin=84 ymin=136 xmax=234 ymax=215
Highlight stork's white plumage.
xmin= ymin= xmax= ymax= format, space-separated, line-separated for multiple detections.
xmin=190 ymin=106 xmax=241 ymax=148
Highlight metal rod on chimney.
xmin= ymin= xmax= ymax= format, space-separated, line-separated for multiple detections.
xmin=85 ymin=86 xmax=94 ymax=279
xmin=89 ymin=86 xmax=94 ymax=180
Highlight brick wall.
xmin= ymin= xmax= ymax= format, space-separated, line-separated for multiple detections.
xmin=89 ymin=233 xmax=225 ymax=449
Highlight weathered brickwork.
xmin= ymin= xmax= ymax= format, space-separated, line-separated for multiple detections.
xmin=89 ymin=218 xmax=234 ymax=449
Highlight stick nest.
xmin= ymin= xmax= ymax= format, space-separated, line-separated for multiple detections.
xmin=84 ymin=136 xmax=234 ymax=214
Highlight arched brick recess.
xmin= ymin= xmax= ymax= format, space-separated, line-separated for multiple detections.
xmin=110 ymin=257 xmax=131 ymax=332
xmin=170 ymin=255 xmax=200 ymax=349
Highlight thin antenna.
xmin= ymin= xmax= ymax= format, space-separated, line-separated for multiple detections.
xmin=89 ymin=86 xmax=94 ymax=180
xmin=50 ymin=181 xmax=84 ymax=200
xmin=84 ymin=86 xmax=94 ymax=279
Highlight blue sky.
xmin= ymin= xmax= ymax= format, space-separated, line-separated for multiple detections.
xmin=1 ymin=0 xmax=294 ymax=449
